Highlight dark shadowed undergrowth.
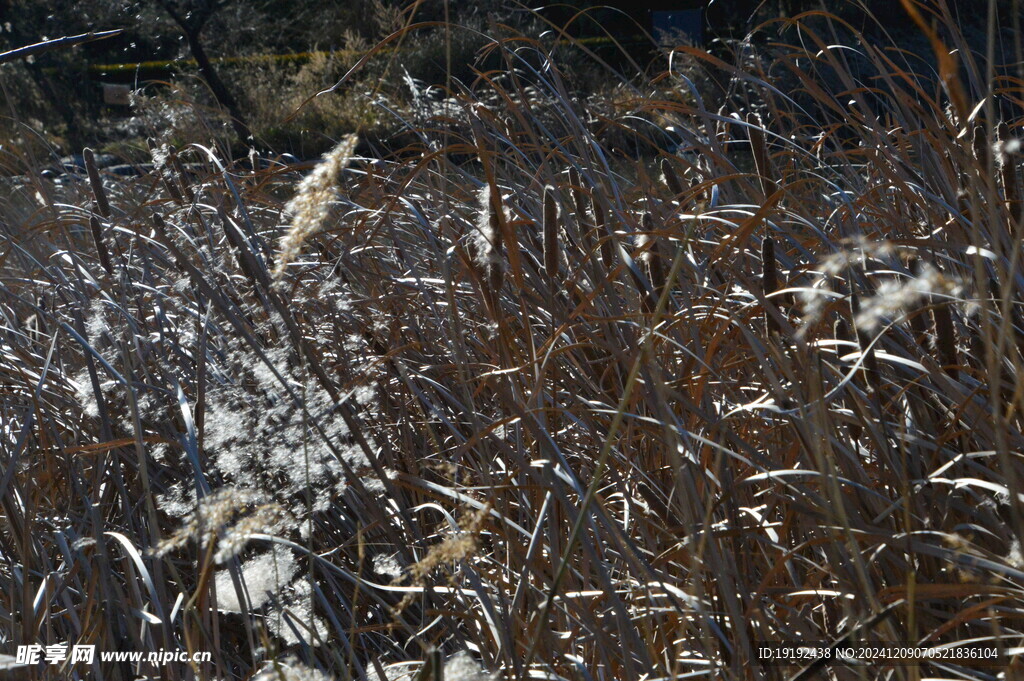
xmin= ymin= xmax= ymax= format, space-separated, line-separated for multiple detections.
xmin=2 ymin=2 xmax=1024 ymax=679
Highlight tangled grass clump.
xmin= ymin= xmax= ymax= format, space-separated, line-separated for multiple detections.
xmin=2 ymin=2 xmax=1024 ymax=679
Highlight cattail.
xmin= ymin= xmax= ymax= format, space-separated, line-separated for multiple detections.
xmin=783 ymin=271 xmax=797 ymax=310
xmin=22 ymin=296 xmax=47 ymax=344
xmin=160 ymin=171 xmax=184 ymax=205
xmin=834 ymin=316 xmax=852 ymax=344
xmin=660 ymin=157 xmax=685 ymax=198
xmin=89 ymin=216 xmax=113 ymax=276
xmin=568 ymin=168 xmax=588 ymax=220
xmin=746 ymin=113 xmax=776 ymax=196
xmin=471 ymin=185 xmax=503 ymax=269
xmin=956 ymin=189 xmax=972 ymax=224
xmin=487 ymin=267 xmax=504 ymax=310
xmin=761 ymin=235 xmax=779 ymax=335
xmin=629 ymin=231 xmax=653 ymax=313
xmin=593 ymin=197 xmax=616 ymax=271
xmin=998 ymin=122 xmax=1021 ymax=222
xmin=83 ymin=147 xmax=111 ymax=219
xmin=832 ymin=316 xmax=864 ymax=442
xmin=542 ymin=185 xmax=559 ymax=280
xmin=152 ymin=213 xmax=188 ymax=274
xmin=568 ymin=167 xmax=594 ymax=256
xmin=152 ymin=211 xmax=167 ymax=236
xmin=851 ymin=290 xmax=882 ymax=394
xmin=149 ymin=140 xmax=185 ymax=204
xmin=690 ymin=173 xmax=707 ymax=204
xmin=477 ymin=186 xmax=505 ymax=270
xmin=472 ymin=185 xmax=505 ymax=318
xmin=972 ymin=125 xmax=988 ymax=165
xmin=640 ymin=212 xmax=664 ymax=306
xmin=171 ymin=151 xmax=196 ymax=204
xmin=906 ymin=258 xmax=930 ymax=344
xmin=932 ymin=291 xmax=959 ymax=381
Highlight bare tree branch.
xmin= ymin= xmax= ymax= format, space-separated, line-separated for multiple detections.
xmin=0 ymin=29 xmax=123 ymax=66
xmin=152 ymin=0 xmax=186 ymax=28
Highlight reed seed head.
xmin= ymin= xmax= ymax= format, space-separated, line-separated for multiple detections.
xmin=274 ymin=134 xmax=358 ymax=279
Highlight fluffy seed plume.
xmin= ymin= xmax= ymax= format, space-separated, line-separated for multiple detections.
xmin=441 ymin=652 xmax=497 ymax=681
xmin=855 ymin=261 xmax=963 ymax=332
xmin=152 ymin=487 xmax=294 ymax=563
xmin=252 ymin=657 xmax=335 ymax=681
xmin=274 ymin=134 xmax=358 ymax=279
xmin=213 ymin=545 xmax=298 ymax=612
xmin=471 ymin=185 xmax=507 ymax=318
xmin=470 ymin=184 xmax=504 ymax=271
xmin=639 ymin=212 xmax=663 ymax=281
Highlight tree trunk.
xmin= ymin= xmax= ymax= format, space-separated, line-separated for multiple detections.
xmin=181 ymin=26 xmax=253 ymax=146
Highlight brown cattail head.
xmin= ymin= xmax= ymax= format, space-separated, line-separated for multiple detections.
xmin=470 ymin=185 xmax=506 ymax=320
xmin=930 ymin=278 xmax=959 ymax=380
xmin=640 ymin=212 xmax=665 ymax=300
xmin=83 ymin=148 xmax=111 ymax=219
xmin=746 ymin=113 xmax=776 ymax=197
xmin=484 ymin=185 xmax=505 ymax=293
xmin=89 ymin=216 xmax=114 ymax=276
xmin=660 ymin=157 xmax=685 ymax=198
xmin=23 ymin=296 xmax=48 ymax=344
xmin=487 ymin=186 xmax=504 ymax=256
xmin=568 ymin=168 xmax=588 ymax=221
xmin=160 ymin=172 xmax=184 ymax=205
xmin=151 ymin=142 xmax=184 ymax=205
xmin=638 ymin=213 xmax=654 ymax=263
xmin=543 ymin=185 xmax=559 ymax=281
xmin=593 ymin=197 xmax=616 ymax=271
xmin=488 ymin=265 xmax=504 ymax=309
xmin=906 ymin=257 xmax=930 ymax=344
xmin=956 ymin=189 xmax=972 ymax=223
xmin=568 ymin=168 xmax=595 ymax=258
xmin=851 ymin=290 xmax=882 ymax=393
xmin=834 ymin=310 xmax=865 ymax=444
xmin=972 ymin=125 xmax=989 ymax=165
xmin=834 ymin=315 xmax=852 ymax=343
xmin=171 ymin=150 xmax=196 ymax=204
xmin=998 ymin=122 xmax=1021 ymax=222
xmin=761 ymin=235 xmax=779 ymax=334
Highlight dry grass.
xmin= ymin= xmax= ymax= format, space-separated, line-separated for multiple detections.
xmin=2 ymin=2 xmax=1024 ymax=679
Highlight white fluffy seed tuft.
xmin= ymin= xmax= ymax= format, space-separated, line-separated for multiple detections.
xmin=275 ymin=134 xmax=359 ymax=279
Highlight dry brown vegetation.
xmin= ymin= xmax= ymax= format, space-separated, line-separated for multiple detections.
xmin=2 ymin=1 xmax=1024 ymax=679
